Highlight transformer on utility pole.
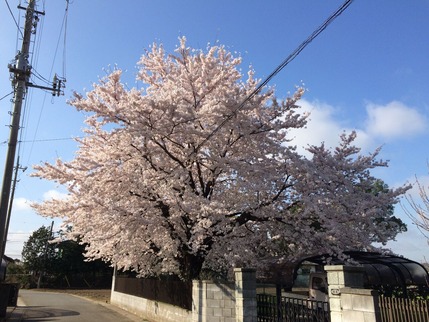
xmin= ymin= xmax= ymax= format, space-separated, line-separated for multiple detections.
xmin=0 ymin=0 xmax=65 ymax=264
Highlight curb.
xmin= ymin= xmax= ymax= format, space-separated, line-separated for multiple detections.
xmin=3 ymin=297 xmax=25 ymax=322
xmin=1 ymin=306 xmax=24 ymax=322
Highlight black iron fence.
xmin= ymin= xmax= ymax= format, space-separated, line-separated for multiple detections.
xmin=257 ymin=293 xmax=330 ymax=322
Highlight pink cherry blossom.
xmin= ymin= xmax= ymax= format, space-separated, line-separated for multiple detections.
xmin=32 ymin=38 xmax=410 ymax=280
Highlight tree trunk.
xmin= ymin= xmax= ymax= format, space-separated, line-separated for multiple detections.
xmin=182 ymin=253 xmax=204 ymax=281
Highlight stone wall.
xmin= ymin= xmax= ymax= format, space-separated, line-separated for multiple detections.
xmin=110 ymin=267 xmax=257 ymax=322
xmin=110 ymin=264 xmax=387 ymax=322
xmin=192 ymin=268 xmax=257 ymax=322
xmin=192 ymin=280 xmax=236 ymax=322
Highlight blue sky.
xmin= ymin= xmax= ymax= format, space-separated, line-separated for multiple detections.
xmin=0 ymin=0 xmax=428 ymax=262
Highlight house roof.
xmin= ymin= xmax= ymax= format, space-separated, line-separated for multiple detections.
xmin=1 ymin=255 xmax=15 ymax=281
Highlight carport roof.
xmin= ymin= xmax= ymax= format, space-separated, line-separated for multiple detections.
xmin=261 ymin=251 xmax=429 ymax=292
xmin=296 ymin=251 xmax=429 ymax=288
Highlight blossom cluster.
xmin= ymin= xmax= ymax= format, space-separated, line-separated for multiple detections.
xmin=32 ymin=38 xmax=409 ymax=280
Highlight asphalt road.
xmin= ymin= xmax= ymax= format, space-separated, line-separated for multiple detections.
xmin=19 ymin=290 xmax=145 ymax=322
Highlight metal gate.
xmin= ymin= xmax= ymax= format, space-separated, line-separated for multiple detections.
xmin=257 ymin=293 xmax=330 ymax=322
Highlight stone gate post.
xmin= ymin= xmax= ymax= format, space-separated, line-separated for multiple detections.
xmin=234 ymin=268 xmax=257 ymax=322
xmin=325 ymin=265 xmax=381 ymax=322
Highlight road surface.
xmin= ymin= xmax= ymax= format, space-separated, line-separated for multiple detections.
xmin=19 ymin=289 xmax=145 ymax=322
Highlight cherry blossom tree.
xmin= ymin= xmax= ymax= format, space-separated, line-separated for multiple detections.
xmin=32 ymin=38 xmax=409 ymax=280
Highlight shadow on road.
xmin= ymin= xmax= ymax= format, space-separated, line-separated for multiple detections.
xmin=22 ymin=306 xmax=79 ymax=321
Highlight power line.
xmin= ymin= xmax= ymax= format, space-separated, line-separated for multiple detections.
xmin=24 ymin=0 xmax=70 ymax=166
xmin=0 ymin=137 xmax=80 ymax=146
xmin=22 ymin=137 xmax=79 ymax=143
xmin=193 ymin=0 xmax=354 ymax=154
xmin=4 ymin=0 xmax=24 ymax=38
xmin=31 ymin=68 xmax=52 ymax=85
xmin=18 ymin=0 xmax=46 ymax=175
xmin=62 ymin=0 xmax=70 ymax=78
xmin=0 ymin=92 xmax=14 ymax=102
xmin=48 ymin=0 xmax=70 ymax=80
xmin=1 ymin=0 xmax=66 ymax=261
xmin=0 ymin=0 xmax=37 ymax=262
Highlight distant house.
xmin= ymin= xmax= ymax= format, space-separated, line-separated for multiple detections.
xmin=0 ymin=255 xmax=14 ymax=281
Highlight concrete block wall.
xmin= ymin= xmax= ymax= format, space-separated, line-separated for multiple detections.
xmin=111 ymin=290 xmax=191 ymax=322
xmin=340 ymin=288 xmax=380 ymax=322
xmin=192 ymin=268 xmax=257 ymax=322
xmin=192 ymin=280 xmax=236 ymax=322
xmin=110 ymin=267 xmax=191 ymax=322
xmin=110 ymin=267 xmax=257 ymax=322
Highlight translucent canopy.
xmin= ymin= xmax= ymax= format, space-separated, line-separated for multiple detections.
xmin=299 ymin=251 xmax=428 ymax=288
xmin=261 ymin=251 xmax=429 ymax=295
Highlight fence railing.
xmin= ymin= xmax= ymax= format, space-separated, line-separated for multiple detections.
xmin=257 ymin=293 xmax=330 ymax=322
xmin=258 ymin=293 xmax=279 ymax=322
xmin=379 ymin=296 xmax=429 ymax=322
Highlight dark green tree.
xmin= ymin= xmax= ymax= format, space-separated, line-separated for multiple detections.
xmin=51 ymin=236 xmax=113 ymax=287
xmin=53 ymin=238 xmax=112 ymax=276
xmin=21 ymin=226 xmax=56 ymax=276
xmin=5 ymin=260 xmax=25 ymax=275
xmin=370 ymin=179 xmax=407 ymax=240
xmin=22 ymin=225 xmax=112 ymax=288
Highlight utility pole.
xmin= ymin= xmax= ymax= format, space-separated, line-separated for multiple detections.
xmin=0 ymin=0 xmax=63 ymax=263
xmin=1 ymin=157 xmax=27 ymax=258
xmin=37 ymin=220 xmax=54 ymax=288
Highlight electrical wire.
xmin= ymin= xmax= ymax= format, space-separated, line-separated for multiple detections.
xmin=22 ymin=0 xmax=71 ymax=166
xmin=1 ymin=136 xmax=80 ymax=146
xmin=15 ymin=1 xmax=22 ymax=51
xmin=193 ymin=0 xmax=354 ymax=154
xmin=31 ymin=68 xmax=52 ymax=85
xmin=22 ymin=136 xmax=79 ymax=143
xmin=30 ymin=1 xmax=45 ymax=76
xmin=4 ymin=0 xmax=24 ymax=38
xmin=0 ymin=92 xmax=14 ymax=102
xmin=18 ymin=0 xmax=46 ymax=168
xmin=62 ymin=0 xmax=70 ymax=79
xmin=48 ymin=0 xmax=69 ymax=80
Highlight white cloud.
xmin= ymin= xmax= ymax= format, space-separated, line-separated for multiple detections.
xmin=12 ymin=197 xmax=32 ymax=212
xmin=289 ymin=99 xmax=372 ymax=156
xmin=291 ymin=99 xmax=341 ymax=149
xmin=43 ymin=190 xmax=69 ymax=201
xmin=365 ymin=101 xmax=427 ymax=139
xmin=288 ymin=99 xmax=427 ymax=158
